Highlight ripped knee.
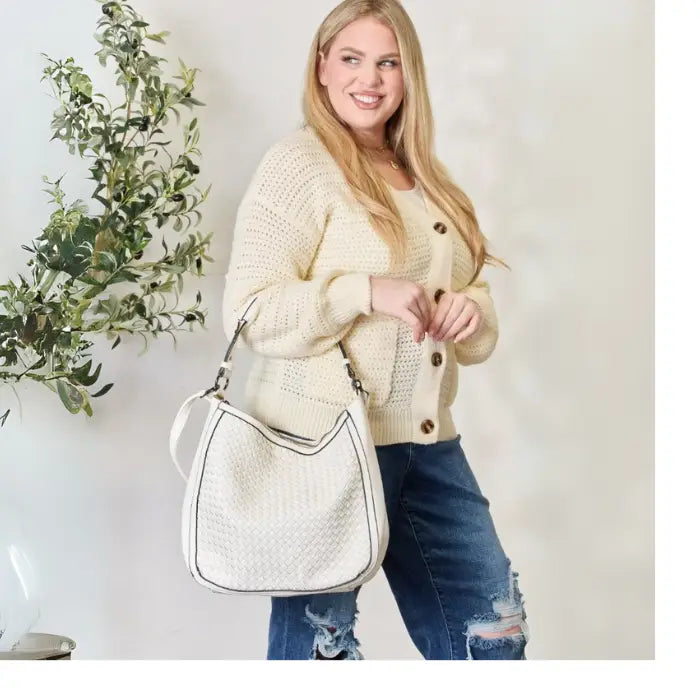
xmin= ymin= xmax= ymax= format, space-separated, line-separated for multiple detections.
xmin=303 ymin=604 xmax=364 ymax=660
xmin=463 ymin=560 xmax=530 ymax=660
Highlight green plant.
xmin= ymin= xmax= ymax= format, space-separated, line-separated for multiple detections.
xmin=0 ymin=0 xmax=214 ymax=427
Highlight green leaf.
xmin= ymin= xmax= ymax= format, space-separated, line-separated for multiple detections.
xmin=81 ymin=361 xmax=103 ymax=387
xmin=72 ymin=359 xmax=93 ymax=383
xmin=56 ymin=379 xmax=83 ymax=413
xmin=145 ymin=30 xmax=170 ymax=43
xmin=110 ymin=269 xmax=140 ymax=283
xmin=91 ymin=382 xmax=114 ymax=398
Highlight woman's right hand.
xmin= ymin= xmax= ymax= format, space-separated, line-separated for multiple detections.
xmin=369 ymin=275 xmax=433 ymax=343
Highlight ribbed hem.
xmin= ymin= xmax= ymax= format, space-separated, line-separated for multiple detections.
xmin=463 ymin=283 xmax=498 ymax=340
xmin=368 ymin=405 xmax=457 ymax=445
xmin=325 ymin=272 xmax=372 ymax=327
xmin=244 ymin=384 xmax=458 ymax=447
xmin=455 ymin=283 xmax=499 ymax=365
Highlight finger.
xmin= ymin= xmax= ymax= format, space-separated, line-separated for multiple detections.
xmin=415 ymin=290 xmax=433 ymax=331
xmin=403 ymin=304 xmax=426 ymax=342
xmin=406 ymin=299 xmax=425 ymax=341
xmin=430 ymin=295 xmax=454 ymax=337
xmin=453 ymin=310 xmax=481 ymax=342
xmin=407 ymin=288 xmax=429 ymax=328
xmin=435 ymin=299 xmax=463 ymax=340
xmin=441 ymin=307 xmax=471 ymax=341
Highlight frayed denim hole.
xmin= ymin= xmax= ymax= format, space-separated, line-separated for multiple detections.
xmin=303 ymin=604 xmax=363 ymax=660
xmin=463 ymin=560 xmax=530 ymax=659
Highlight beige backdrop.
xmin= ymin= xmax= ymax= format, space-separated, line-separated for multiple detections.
xmin=0 ymin=0 xmax=653 ymax=659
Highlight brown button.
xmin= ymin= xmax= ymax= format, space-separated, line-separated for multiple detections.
xmin=434 ymin=288 xmax=445 ymax=303
xmin=420 ymin=419 xmax=434 ymax=434
xmin=433 ymin=221 xmax=447 ymax=234
xmin=431 ymin=352 xmax=442 ymax=366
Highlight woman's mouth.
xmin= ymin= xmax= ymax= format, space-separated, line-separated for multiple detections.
xmin=350 ymin=93 xmax=385 ymax=109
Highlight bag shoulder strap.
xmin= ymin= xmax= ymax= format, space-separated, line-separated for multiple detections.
xmin=211 ymin=296 xmax=368 ymax=400
xmin=169 ymin=296 xmax=369 ymax=483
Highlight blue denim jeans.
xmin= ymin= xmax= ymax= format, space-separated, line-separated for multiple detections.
xmin=266 ymin=434 xmax=530 ymax=660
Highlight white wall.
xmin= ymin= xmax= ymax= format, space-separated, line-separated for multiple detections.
xmin=0 ymin=0 xmax=653 ymax=659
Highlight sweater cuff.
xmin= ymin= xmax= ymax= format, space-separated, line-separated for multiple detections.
xmin=463 ymin=285 xmax=493 ymax=335
xmin=325 ymin=272 xmax=373 ymax=327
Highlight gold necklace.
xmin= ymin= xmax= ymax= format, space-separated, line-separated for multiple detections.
xmin=364 ymin=139 xmax=401 ymax=170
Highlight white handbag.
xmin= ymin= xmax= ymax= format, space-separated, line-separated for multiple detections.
xmin=168 ymin=296 xmax=390 ymax=596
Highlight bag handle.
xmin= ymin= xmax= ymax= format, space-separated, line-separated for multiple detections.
xmin=169 ymin=388 xmax=211 ymax=482
xmin=169 ymin=296 xmax=369 ymax=482
xmin=205 ymin=296 xmax=369 ymax=401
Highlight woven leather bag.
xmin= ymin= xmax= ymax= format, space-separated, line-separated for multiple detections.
xmin=169 ymin=296 xmax=390 ymax=596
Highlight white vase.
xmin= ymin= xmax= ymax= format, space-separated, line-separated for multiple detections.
xmin=0 ymin=498 xmax=41 ymax=653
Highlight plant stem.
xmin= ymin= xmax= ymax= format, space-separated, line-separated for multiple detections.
xmin=40 ymin=269 xmax=60 ymax=296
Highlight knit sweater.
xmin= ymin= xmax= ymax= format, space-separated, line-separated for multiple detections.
xmin=222 ymin=125 xmax=499 ymax=446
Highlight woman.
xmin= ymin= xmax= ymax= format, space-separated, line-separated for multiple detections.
xmin=222 ymin=0 xmax=529 ymax=660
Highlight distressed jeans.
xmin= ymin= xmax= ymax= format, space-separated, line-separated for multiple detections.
xmin=266 ymin=434 xmax=530 ymax=660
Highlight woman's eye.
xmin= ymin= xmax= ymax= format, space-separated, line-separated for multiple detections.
xmin=341 ymin=56 xmax=398 ymax=68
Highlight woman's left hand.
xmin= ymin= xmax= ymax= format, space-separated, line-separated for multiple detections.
xmin=427 ymin=291 xmax=483 ymax=343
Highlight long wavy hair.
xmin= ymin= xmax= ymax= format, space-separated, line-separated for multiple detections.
xmin=300 ymin=0 xmax=509 ymax=281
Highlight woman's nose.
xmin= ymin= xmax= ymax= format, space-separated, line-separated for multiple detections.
xmin=359 ymin=65 xmax=382 ymax=89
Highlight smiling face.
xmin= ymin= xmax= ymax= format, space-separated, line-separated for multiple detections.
xmin=317 ymin=15 xmax=405 ymax=147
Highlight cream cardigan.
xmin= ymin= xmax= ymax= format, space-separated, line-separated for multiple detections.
xmin=222 ymin=125 xmax=499 ymax=446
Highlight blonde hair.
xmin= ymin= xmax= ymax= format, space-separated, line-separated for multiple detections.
xmin=300 ymin=0 xmax=509 ymax=281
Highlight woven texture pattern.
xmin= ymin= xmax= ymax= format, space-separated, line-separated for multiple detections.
xmin=222 ymin=124 xmax=499 ymax=447
xmin=187 ymin=405 xmax=381 ymax=593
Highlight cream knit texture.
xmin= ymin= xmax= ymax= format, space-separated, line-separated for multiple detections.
xmin=222 ymin=125 xmax=499 ymax=446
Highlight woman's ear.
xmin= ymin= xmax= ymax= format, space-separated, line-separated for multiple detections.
xmin=317 ymin=50 xmax=327 ymax=87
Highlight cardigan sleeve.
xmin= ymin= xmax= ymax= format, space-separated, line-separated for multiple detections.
xmin=452 ymin=276 xmax=499 ymax=365
xmin=222 ymin=140 xmax=372 ymax=358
